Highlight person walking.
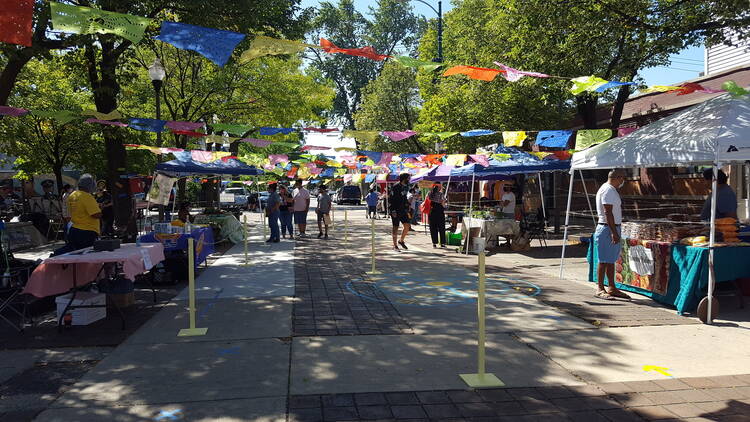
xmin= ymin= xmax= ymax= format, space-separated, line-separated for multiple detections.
xmin=53 ymin=174 xmax=101 ymax=256
xmin=292 ymin=179 xmax=310 ymax=238
xmin=265 ymin=182 xmax=281 ymax=243
xmin=278 ymin=184 xmax=294 ymax=238
xmin=409 ymin=188 xmax=422 ymax=225
xmin=365 ymin=188 xmax=379 ymax=219
xmin=594 ymin=169 xmax=630 ymax=300
xmin=389 ymin=173 xmax=411 ymax=251
xmin=95 ymin=180 xmax=114 ymax=235
xmin=316 ymin=185 xmax=333 ymax=239
xmin=427 ymin=183 xmax=447 ymax=248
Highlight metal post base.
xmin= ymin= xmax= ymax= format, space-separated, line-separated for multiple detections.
xmin=178 ymin=327 xmax=208 ymax=337
xmin=459 ymin=373 xmax=505 ymax=388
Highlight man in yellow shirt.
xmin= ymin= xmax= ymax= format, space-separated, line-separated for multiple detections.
xmin=54 ymin=174 xmax=101 ymax=255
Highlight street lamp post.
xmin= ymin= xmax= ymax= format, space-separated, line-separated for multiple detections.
xmin=410 ymin=0 xmax=442 ymax=62
xmin=148 ymin=59 xmax=166 ymax=220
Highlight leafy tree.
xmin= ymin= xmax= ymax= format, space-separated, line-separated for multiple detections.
xmin=0 ymin=58 xmax=102 ymax=192
xmin=353 ymin=61 xmax=426 ymax=153
xmin=417 ymin=0 xmax=750 ymax=134
xmin=309 ymin=0 xmax=425 ymax=130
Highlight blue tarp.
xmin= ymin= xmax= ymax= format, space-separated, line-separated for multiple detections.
xmin=449 ymin=146 xmax=570 ymax=178
xmin=155 ymin=159 xmax=263 ymax=176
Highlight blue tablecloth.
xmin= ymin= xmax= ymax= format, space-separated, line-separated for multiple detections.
xmin=138 ymin=227 xmax=215 ymax=266
xmin=588 ymin=239 xmax=750 ymax=314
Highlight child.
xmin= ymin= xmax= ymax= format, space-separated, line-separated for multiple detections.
xmin=365 ymin=188 xmax=379 ymax=219
xmin=316 ymin=185 xmax=333 ymax=239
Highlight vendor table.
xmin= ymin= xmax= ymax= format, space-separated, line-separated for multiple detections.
xmin=24 ymin=243 xmax=165 ymax=298
xmin=22 ymin=243 xmax=165 ymax=330
xmin=199 ymin=214 xmax=244 ymax=244
xmin=461 ymin=217 xmax=520 ymax=246
xmin=588 ymin=238 xmax=750 ymax=314
xmin=138 ymin=227 xmax=214 ymax=267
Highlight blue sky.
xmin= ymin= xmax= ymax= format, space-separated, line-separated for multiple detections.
xmin=300 ymin=0 xmax=705 ymax=87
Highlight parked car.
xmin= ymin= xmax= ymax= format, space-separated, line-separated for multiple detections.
xmin=259 ymin=191 xmax=270 ymax=209
xmin=220 ymin=187 xmax=249 ymax=211
xmin=336 ymin=185 xmax=362 ymax=205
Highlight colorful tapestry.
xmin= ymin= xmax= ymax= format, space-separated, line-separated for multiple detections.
xmin=170 ymin=130 xmax=206 ymax=137
xmin=240 ymin=36 xmax=314 ymax=62
xmin=382 ymin=130 xmax=417 ymax=141
xmin=502 ymin=131 xmax=527 ymax=147
xmin=575 ymin=129 xmax=612 ymax=150
xmin=300 ymin=145 xmax=329 ymax=151
xmin=594 ymin=81 xmax=635 ymax=93
xmin=461 ymin=129 xmax=495 ymax=137
xmin=259 ymin=127 xmax=295 ymax=135
xmin=0 ymin=0 xmax=34 ymax=47
xmin=469 ymin=154 xmax=490 ymax=167
xmin=569 ymin=76 xmax=609 ymax=95
xmin=154 ymin=21 xmax=245 ymax=67
xmin=128 ymin=118 xmax=167 ymax=132
xmin=640 ymin=85 xmax=682 ymax=94
xmin=241 ymin=138 xmax=273 ymax=147
xmin=81 ymin=109 xmax=122 ymax=120
xmin=320 ymin=38 xmax=389 ymax=61
xmin=213 ymin=123 xmax=252 ymax=135
xmin=0 ymin=106 xmax=29 ymax=117
xmin=535 ymin=130 xmax=572 ymax=148
xmin=343 ymin=130 xmax=380 ymax=143
xmin=443 ymin=65 xmax=502 ymax=81
xmin=49 ymin=2 xmax=152 ymax=44
xmin=493 ymin=62 xmax=549 ymax=82
xmin=616 ymin=239 xmax=671 ymax=296
xmin=303 ymin=127 xmax=339 ymax=133
xmin=722 ymin=81 xmax=749 ymax=98
xmin=674 ymin=83 xmax=724 ymax=96
xmin=165 ymin=121 xmax=204 ymax=131
xmin=85 ymin=118 xmax=128 ymax=127
xmin=392 ymin=56 xmax=443 ymax=72
xmin=31 ymin=110 xmax=78 ymax=124
xmin=444 ymin=154 xmax=467 ymax=167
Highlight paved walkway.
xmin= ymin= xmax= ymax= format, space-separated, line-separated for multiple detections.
xmin=25 ymin=208 xmax=750 ymax=421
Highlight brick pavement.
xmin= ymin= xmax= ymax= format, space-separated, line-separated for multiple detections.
xmin=293 ymin=239 xmax=413 ymax=336
xmin=288 ymin=374 xmax=750 ymax=421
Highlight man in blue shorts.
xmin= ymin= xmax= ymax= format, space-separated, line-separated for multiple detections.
xmin=594 ymin=169 xmax=630 ymax=300
xmin=292 ymin=179 xmax=310 ymax=238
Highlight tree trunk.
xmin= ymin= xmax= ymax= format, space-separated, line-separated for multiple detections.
xmin=576 ymin=95 xmax=599 ymax=129
xmin=86 ymin=39 xmax=135 ymax=240
xmin=0 ymin=51 xmax=34 ymax=106
xmin=52 ymin=162 xmax=64 ymax=197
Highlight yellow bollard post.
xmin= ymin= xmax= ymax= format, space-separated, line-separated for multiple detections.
xmin=262 ymin=211 xmax=267 ymax=240
xmin=344 ymin=210 xmax=348 ymax=243
xmin=243 ymin=214 xmax=249 ymax=266
xmin=365 ymin=217 xmax=380 ymax=275
xmin=178 ymin=238 xmax=208 ymax=336
xmin=459 ymin=252 xmax=503 ymax=387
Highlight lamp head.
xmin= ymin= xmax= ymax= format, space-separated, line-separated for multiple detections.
xmin=148 ymin=59 xmax=166 ymax=82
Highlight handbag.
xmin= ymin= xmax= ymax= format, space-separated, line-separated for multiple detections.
xmin=421 ymin=197 xmax=432 ymax=215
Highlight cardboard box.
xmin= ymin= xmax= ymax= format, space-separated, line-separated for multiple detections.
xmin=55 ymin=292 xmax=106 ymax=325
xmin=108 ymin=292 xmax=135 ymax=309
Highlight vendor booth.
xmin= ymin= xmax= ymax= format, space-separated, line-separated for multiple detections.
xmin=444 ymin=147 xmax=571 ymax=253
xmin=560 ymin=92 xmax=750 ymax=322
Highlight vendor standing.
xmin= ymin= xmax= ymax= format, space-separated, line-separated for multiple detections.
xmin=594 ymin=169 xmax=630 ymax=300
xmin=500 ymin=185 xmax=516 ymax=218
xmin=54 ymin=174 xmax=101 ymax=255
xmin=700 ymin=169 xmax=737 ymax=220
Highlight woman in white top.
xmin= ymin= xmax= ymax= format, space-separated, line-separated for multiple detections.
xmin=500 ymin=185 xmax=516 ymax=219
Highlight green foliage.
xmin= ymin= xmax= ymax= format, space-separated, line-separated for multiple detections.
xmin=417 ymin=0 xmax=750 ymax=134
xmin=308 ymin=0 xmax=426 ymax=129
xmin=353 ymin=61 xmax=426 ymax=152
xmin=0 ymin=57 xmax=103 ymax=181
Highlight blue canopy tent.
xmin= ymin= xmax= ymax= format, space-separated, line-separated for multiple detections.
xmin=439 ymin=147 xmax=572 ymax=254
xmin=155 ymin=158 xmax=264 ymax=177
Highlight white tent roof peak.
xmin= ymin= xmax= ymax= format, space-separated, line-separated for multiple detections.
xmin=571 ymin=92 xmax=750 ymax=170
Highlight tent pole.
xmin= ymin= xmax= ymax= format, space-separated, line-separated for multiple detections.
xmin=745 ymin=161 xmax=749 ymax=221
xmin=537 ymin=173 xmax=547 ymax=225
xmin=466 ymin=172 xmax=476 ymax=255
xmin=707 ymin=162 xmax=720 ymax=324
xmin=559 ymin=169 xmax=576 ymax=279
xmin=444 ymin=173 xmax=452 ymax=208
xmin=579 ymin=170 xmax=596 ymax=226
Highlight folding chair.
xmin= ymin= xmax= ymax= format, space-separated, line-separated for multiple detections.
xmin=522 ymin=208 xmax=548 ymax=248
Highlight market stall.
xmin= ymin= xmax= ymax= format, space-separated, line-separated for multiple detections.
xmin=560 ymin=92 xmax=750 ymax=321
xmin=138 ymin=226 xmax=215 ymax=267
xmin=447 ymin=147 xmax=571 ymax=253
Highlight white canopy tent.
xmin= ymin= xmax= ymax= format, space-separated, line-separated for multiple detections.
xmin=560 ymin=92 xmax=750 ymax=323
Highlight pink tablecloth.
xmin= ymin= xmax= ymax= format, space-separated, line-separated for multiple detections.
xmin=23 ymin=243 xmax=165 ymax=298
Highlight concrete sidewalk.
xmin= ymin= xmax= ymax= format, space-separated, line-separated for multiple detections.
xmin=30 ymin=209 xmax=750 ymax=421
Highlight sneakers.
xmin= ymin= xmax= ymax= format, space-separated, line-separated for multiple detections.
xmin=398 ymin=241 xmax=408 ymax=250
xmin=324 ymin=234 xmax=328 ymax=240
xmin=317 ymin=232 xmax=323 ymax=238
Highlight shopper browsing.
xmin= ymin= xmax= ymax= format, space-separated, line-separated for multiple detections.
xmin=292 ymin=179 xmax=310 ymax=238
xmin=594 ymin=169 xmax=630 ymax=300
xmin=316 ymin=185 xmax=333 ymax=239
xmin=389 ymin=173 xmax=411 ymax=251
